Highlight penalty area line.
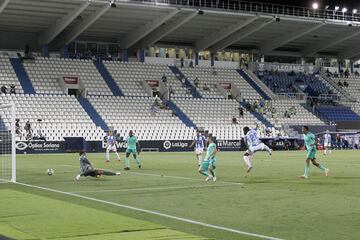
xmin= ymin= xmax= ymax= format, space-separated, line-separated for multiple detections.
xmin=13 ymin=181 xmax=284 ymax=240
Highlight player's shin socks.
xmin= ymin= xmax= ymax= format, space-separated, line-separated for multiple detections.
xmin=263 ymin=145 xmax=271 ymax=154
xmin=318 ymin=164 xmax=327 ymax=171
xmin=135 ymin=156 xmax=141 ymax=166
xmin=115 ymin=152 xmax=120 ymax=161
xmin=209 ymin=169 xmax=216 ymax=178
xmin=125 ymin=157 xmax=130 ymax=168
xmin=304 ymin=164 xmax=310 ymax=177
xmin=243 ymin=156 xmax=252 ymax=168
xmin=199 ymin=170 xmax=209 ymax=177
xmin=106 ymin=151 xmax=110 ymax=161
xmin=102 ymin=170 xmax=116 ymax=176
xmin=198 ymin=155 xmax=202 ymax=165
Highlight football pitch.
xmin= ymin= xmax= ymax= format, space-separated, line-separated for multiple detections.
xmin=1 ymin=150 xmax=360 ymax=240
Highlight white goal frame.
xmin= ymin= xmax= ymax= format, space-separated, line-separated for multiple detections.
xmin=0 ymin=101 xmax=16 ymax=182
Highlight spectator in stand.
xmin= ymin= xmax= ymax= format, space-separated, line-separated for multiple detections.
xmin=161 ymin=74 xmax=167 ymax=84
xmin=334 ymin=71 xmax=339 ymax=78
xmin=194 ymin=77 xmax=200 ymax=87
xmin=343 ymin=80 xmax=349 ymax=87
xmin=189 ymin=60 xmax=194 ymax=68
xmin=336 ymin=134 xmax=342 ymax=149
xmin=181 ymin=77 xmax=186 ymax=88
xmin=15 ymin=119 xmax=21 ymax=137
xmin=355 ymin=70 xmax=359 ymax=76
xmin=203 ymin=83 xmax=210 ymax=91
xmin=24 ymin=120 xmax=32 ymax=140
xmin=284 ymin=110 xmax=291 ymax=118
xmin=232 ymin=116 xmax=238 ymax=124
xmin=345 ymin=69 xmax=350 ymax=78
xmin=227 ymin=89 xmax=233 ymax=99
xmin=271 ymin=107 xmax=276 ymax=118
xmin=212 ymin=67 xmax=217 ymax=75
xmin=238 ymin=107 xmax=244 ymax=118
xmin=1 ymin=85 xmax=7 ymax=94
xmin=180 ymin=58 xmax=184 ymax=68
xmin=10 ymin=84 xmax=16 ymax=94
xmin=338 ymin=80 xmax=343 ymax=87
xmin=169 ymin=85 xmax=174 ymax=94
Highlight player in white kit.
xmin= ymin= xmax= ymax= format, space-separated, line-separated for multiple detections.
xmin=243 ymin=126 xmax=272 ymax=173
xmin=189 ymin=130 xmax=206 ymax=166
xmin=323 ymin=130 xmax=332 ymax=155
xmin=105 ymin=131 xmax=121 ymax=163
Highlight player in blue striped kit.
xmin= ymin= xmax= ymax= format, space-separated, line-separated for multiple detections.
xmin=105 ymin=131 xmax=121 ymax=163
xmin=189 ymin=130 xmax=206 ymax=166
xmin=243 ymin=126 xmax=272 ymax=173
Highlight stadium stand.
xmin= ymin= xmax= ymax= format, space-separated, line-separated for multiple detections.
xmin=172 ymin=98 xmax=274 ymax=139
xmin=181 ymin=66 xmax=261 ymax=99
xmin=0 ymin=55 xmax=23 ymax=94
xmin=334 ymin=74 xmax=360 ymax=100
xmin=88 ymin=96 xmax=195 ymax=140
xmin=255 ymin=100 xmax=325 ymax=127
xmin=257 ymin=71 xmax=334 ymax=97
xmin=0 ymin=94 xmax=103 ymax=141
xmin=23 ymin=57 xmax=111 ymax=95
xmin=102 ymin=61 xmax=184 ymax=97
xmin=316 ymin=105 xmax=360 ymax=122
xmin=103 ymin=61 xmax=150 ymax=97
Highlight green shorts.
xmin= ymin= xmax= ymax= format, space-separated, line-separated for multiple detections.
xmin=306 ymin=148 xmax=316 ymax=159
xmin=126 ymin=148 xmax=137 ymax=154
xmin=200 ymin=158 xmax=216 ymax=171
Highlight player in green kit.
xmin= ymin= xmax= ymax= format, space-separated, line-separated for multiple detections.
xmin=124 ymin=130 xmax=141 ymax=170
xmin=198 ymin=135 xmax=217 ymax=182
xmin=300 ymin=126 xmax=330 ymax=179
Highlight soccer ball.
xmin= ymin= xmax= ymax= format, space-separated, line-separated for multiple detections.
xmin=47 ymin=169 xmax=54 ymax=176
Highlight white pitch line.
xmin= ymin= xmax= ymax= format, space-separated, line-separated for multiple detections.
xmin=60 ymin=164 xmax=244 ymax=186
xmin=13 ymin=181 xmax=284 ymax=240
xmin=71 ymin=183 xmax=234 ymax=194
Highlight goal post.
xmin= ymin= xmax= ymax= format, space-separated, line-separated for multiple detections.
xmin=0 ymin=101 xmax=16 ymax=183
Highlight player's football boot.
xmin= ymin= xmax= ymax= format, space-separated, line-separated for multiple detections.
xmin=325 ymin=168 xmax=330 ymax=177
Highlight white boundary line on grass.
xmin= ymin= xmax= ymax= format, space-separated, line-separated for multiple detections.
xmin=71 ymin=183 xmax=234 ymax=193
xmin=13 ymin=181 xmax=284 ymax=240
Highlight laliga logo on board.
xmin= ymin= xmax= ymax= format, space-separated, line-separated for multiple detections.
xmin=163 ymin=140 xmax=171 ymax=149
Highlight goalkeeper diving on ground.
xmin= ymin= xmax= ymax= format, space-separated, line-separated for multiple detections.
xmin=75 ymin=151 xmax=121 ymax=181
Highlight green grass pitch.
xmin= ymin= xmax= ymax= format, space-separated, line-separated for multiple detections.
xmin=1 ymin=150 xmax=360 ymax=240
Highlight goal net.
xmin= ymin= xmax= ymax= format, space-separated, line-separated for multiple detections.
xmin=0 ymin=101 xmax=16 ymax=183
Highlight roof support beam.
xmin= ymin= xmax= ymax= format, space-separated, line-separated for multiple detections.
xmin=259 ymin=23 xmax=324 ymax=54
xmin=0 ymin=0 xmax=10 ymax=15
xmin=38 ymin=1 xmax=90 ymax=45
xmin=210 ymin=18 xmax=274 ymax=52
xmin=55 ymin=4 xmax=110 ymax=48
xmin=303 ymin=29 xmax=360 ymax=57
xmin=139 ymin=10 xmax=197 ymax=48
xmin=120 ymin=9 xmax=179 ymax=49
xmin=195 ymin=16 xmax=258 ymax=52
xmin=339 ymin=43 xmax=360 ymax=59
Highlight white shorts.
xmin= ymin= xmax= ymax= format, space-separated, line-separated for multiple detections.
xmin=324 ymin=143 xmax=331 ymax=147
xmin=195 ymin=147 xmax=204 ymax=154
xmin=249 ymin=143 xmax=266 ymax=154
xmin=107 ymin=145 xmax=117 ymax=152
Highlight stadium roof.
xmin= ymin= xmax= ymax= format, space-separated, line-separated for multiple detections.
xmin=1 ymin=0 xmax=360 ymax=59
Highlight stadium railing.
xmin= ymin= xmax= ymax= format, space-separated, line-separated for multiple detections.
xmin=107 ymin=0 xmax=360 ymax=23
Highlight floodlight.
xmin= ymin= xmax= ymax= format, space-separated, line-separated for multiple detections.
xmin=312 ymin=2 xmax=319 ymax=10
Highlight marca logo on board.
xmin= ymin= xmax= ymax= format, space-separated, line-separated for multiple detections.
xmin=217 ymin=140 xmax=241 ymax=149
